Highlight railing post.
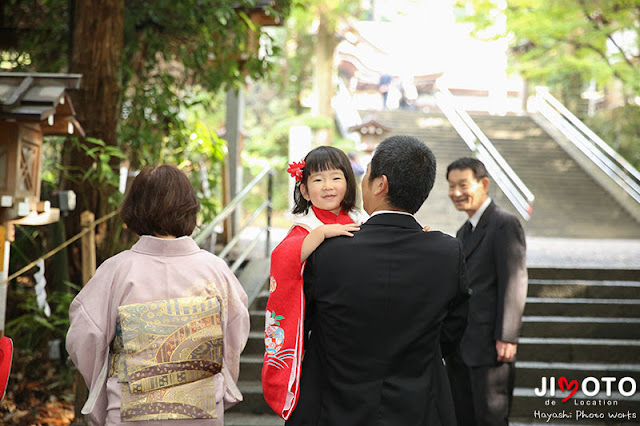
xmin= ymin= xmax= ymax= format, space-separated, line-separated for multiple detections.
xmin=80 ymin=211 xmax=96 ymax=286
xmin=266 ymin=170 xmax=273 ymax=257
xmin=0 ymin=224 xmax=11 ymax=338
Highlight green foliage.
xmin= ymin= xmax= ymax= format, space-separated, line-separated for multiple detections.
xmin=586 ymin=104 xmax=640 ymax=170
xmin=116 ymin=0 xmax=292 ymax=169
xmin=240 ymin=0 xmax=361 ymax=223
xmin=9 ymin=225 xmax=43 ymax=273
xmin=5 ymin=280 xmax=80 ymax=352
xmin=3 ymin=0 xmax=294 ymax=216
xmin=182 ymin=122 xmax=228 ymax=225
xmin=7 ymin=225 xmax=77 ymax=353
xmin=1 ymin=0 xmax=69 ymax=72
xmin=40 ymin=136 xmax=66 ymax=186
xmin=59 ymin=138 xmax=127 ymax=208
xmin=268 ymin=0 xmax=361 ymax=112
xmin=244 ymin=111 xmax=334 ymax=179
xmin=243 ymin=110 xmax=333 ymax=220
xmin=272 ymin=13 xmax=316 ymax=113
xmin=114 ymin=0 xmax=292 ymax=223
xmin=455 ymin=0 xmax=640 ymax=175
xmin=455 ymin=0 xmax=640 ymax=98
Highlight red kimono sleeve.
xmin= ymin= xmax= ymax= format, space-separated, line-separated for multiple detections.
xmin=261 ymin=225 xmax=309 ymax=420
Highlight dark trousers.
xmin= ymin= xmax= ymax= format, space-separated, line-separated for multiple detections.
xmin=446 ymin=352 xmax=516 ymax=426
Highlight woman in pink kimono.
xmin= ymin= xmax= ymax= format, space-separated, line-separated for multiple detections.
xmin=66 ymin=165 xmax=250 ymax=425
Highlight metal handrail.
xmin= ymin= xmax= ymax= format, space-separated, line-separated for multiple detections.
xmin=194 ymin=166 xmax=274 ymax=267
xmin=534 ymin=86 xmax=640 ymax=204
xmin=218 ymin=200 xmax=270 ymax=260
xmin=435 ymin=86 xmax=534 ymax=220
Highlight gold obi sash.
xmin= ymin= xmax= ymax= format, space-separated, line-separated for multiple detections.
xmin=110 ymin=296 xmax=223 ymax=421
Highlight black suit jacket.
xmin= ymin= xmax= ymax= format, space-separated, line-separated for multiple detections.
xmin=286 ymin=213 xmax=469 ymax=426
xmin=455 ymin=201 xmax=528 ymax=367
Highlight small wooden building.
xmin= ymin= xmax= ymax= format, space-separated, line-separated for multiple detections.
xmin=0 ymin=72 xmax=83 ymax=225
xmin=349 ymin=119 xmax=392 ymax=153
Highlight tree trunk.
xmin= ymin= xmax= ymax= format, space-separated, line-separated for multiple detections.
xmin=62 ymin=0 xmax=124 ymax=283
xmin=313 ymin=14 xmax=337 ymax=144
xmin=564 ymin=73 xmax=585 ymax=118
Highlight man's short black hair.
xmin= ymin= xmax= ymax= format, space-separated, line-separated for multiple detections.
xmin=446 ymin=157 xmax=489 ymax=181
xmin=368 ymin=135 xmax=436 ymax=214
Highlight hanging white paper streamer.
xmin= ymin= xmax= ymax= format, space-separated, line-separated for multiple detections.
xmin=33 ymin=260 xmax=51 ymax=317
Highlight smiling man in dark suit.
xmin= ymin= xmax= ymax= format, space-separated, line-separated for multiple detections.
xmin=285 ymin=135 xmax=470 ymax=426
xmin=445 ymin=157 xmax=528 ymax=426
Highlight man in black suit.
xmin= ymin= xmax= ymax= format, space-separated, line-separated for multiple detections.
xmin=286 ymin=135 xmax=470 ymax=426
xmin=445 ymin=157 xmax=528 ymax=426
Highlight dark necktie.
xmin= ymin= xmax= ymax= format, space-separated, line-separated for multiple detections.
xmin=461 ymin=221 xmax=473 ymax=244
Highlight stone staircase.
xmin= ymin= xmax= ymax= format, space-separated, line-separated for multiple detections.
xmin=363 ymin=110 xmax=640 ymax=238
xmin=225 ymin=286 xmax=284 ymax=425
xmin=511 ymin=269 xmax=640 ymax=425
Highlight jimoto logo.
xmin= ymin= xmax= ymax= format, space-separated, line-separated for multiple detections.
xmin=535 ymin=376 xmax=637 ymax=402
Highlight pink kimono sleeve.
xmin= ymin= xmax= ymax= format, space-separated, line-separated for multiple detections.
xmin=261 ymin=225 xmax=308 ymax=420
xmin=65 ymin=265 xmax=115 ymax=426
xmin=219 ymin=264 xmax=251 ymax=410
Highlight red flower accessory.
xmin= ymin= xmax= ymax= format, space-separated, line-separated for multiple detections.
xmin=287 ymin=160 xmax=305 ymax=182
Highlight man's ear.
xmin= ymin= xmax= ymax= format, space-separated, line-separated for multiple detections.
xmin=480 ymin=176 xmax=490 ymax=193
xmin=373 ymin=175 xmax=389 ymax=196
xmin=300 ymin=183 xmax=310 ymax=201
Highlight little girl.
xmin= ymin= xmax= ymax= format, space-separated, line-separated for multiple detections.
xmin=262 ymin=146 xmax=366 ymax=420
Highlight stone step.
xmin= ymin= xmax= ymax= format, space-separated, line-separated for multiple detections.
xmin=239 ymin=354 xmax=264 ymax=382
xmin=514 ymin=361 xmax=640 ymax=390
xmin=250 ymin=310 xmax=265 ymax=331
xmin=528 ymin=269 xmax=640 ymax=282
xmin=253 ymin=291 xmax=269 ymax=311
xmin=523 ymin=298 xmax=640 ymax=317
xmin=245 ymin=331 xmax=269 ymax=355
xmin=527 ymin=280 xmax=640 ymax=299
xmin=521 ymin=316 xmax=640 ymax=339
xmin=224 ymin=413 xmax=284 ymax=426
xmin=517 ymin=337 xmax=640 ymax=363
xmin=229 ymin=380 xmax=272 ymax=415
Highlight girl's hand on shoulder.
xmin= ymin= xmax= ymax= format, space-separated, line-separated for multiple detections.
xmin=321 ymin=223 xmax=360 ymax=239
xmin=301 ymin=223 xmax=360 ymax=263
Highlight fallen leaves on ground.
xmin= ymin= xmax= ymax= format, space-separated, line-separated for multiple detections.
xmin=1 ymin=347 xmax=76 ymax=425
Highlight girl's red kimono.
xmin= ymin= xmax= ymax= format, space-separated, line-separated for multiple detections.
xmin=262 ymin=206 xmax=364 ymax=419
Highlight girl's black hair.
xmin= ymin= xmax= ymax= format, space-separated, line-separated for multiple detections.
xmin=292 ymin=146 xmax=358 ymax=215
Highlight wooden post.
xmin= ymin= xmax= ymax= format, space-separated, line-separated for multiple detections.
xmin=71 ymin=211 xmax=96 ymax=425
xmin=0 ymin=224 xmax=10 ymax=338
xmin=80 ymin=211 xmax=96 ymax=285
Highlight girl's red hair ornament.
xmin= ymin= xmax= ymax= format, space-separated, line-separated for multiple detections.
xmin=287 ymin=161 xmax=305 ymax=183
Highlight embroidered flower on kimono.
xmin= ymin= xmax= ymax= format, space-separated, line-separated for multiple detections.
xmin=287 ymin=160 xmax=305 ymax=183
xmin=269 ymin=276 xmax=277 ymax=293
xmin=265 ymin=310 xmax=285 ymax=355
